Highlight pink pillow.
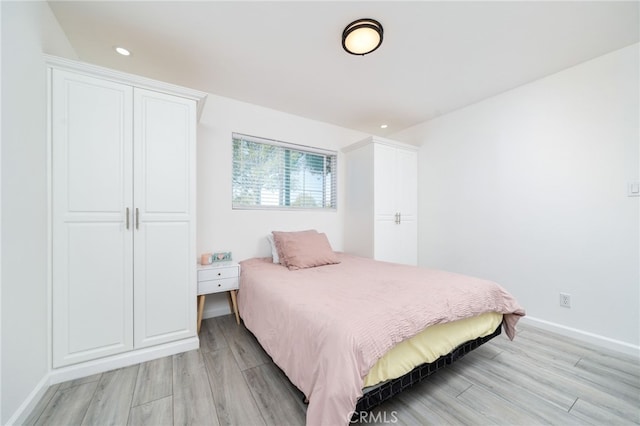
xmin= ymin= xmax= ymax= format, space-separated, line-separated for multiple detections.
xmin=272 ymin=230 xmax=340 ymax=270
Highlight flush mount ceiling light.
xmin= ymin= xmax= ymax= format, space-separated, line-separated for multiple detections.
xmin=342 ymin=18 xmax=383 ymax=56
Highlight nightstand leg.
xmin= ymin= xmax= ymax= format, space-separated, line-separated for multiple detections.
xmin=229 ymin=290 xmax=240 ymax=325
xmin=197 ymin=295 xmax=206 ymax=333
xmin=226 ymin=292 xmax=234 ymax=313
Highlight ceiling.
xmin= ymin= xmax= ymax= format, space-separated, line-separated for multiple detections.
xmin=48 ymin=1 xmax=639 ymax=137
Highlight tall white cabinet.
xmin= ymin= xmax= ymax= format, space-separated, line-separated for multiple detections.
xmin=343 ymin=137 xmax=418 ymax=265
xmin=48 ymin=56 xmax=207 ymax=369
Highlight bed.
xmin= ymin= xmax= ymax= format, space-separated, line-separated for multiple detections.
xmin=237 ymin=231 xmax=525 ymax=426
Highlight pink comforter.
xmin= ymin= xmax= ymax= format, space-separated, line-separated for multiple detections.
xmin=238 ymin=254 xmax=525 ymax=426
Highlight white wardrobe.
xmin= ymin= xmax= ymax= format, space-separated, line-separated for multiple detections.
xmin=48 ymin=56 xmax=207 ymax=369
xmin=343 ymin=136 xmax=418 ymax=265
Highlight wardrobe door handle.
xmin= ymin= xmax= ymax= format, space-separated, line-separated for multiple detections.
xmin=126 ymin=208 xmax=130 ymax=230
xmin=136 ymin=208 xmax=139 ymax=230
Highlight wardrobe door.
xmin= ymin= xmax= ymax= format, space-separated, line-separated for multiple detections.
xmin=394 ymin=148 xmax=418 ymax=265
xmin=52 ymin=70 xmax=134 ymax=367
xmin=133 ymin=88 xmax=196 ymax=348
xmin=372 ymin=143 xmax=397 ymax=261
xmin=371 ymin=144 xmax=418 ymax=265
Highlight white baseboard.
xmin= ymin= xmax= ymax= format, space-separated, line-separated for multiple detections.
xmin=6 ymin=374 xmax=50 ymax=426
xmin=521 ymin=316 xmax=640 ymax=358
xmin=202 ymin=305 xmax=232 ymax=320
xmin=49 ymin=337 xmax=199 ymax=385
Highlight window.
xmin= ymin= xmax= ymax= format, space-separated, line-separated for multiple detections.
xmin=232 ymin=133 xmax=337 ymax=210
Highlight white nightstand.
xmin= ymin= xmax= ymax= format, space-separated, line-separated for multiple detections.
xmin=197 ymin=261 xmax=240 ymax=332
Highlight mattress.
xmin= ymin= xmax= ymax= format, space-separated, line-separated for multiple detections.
xmin=364 ymin=311 xmax=503 ymax=387
xmin=356 ymin=322 xmax=502 ymax=413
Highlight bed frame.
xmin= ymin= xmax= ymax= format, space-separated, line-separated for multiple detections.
xmin=353 ymin=322 xmax=503 ymax=414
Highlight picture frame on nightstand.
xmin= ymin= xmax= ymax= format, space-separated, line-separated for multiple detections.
xmin=212 ymin=251 xmax=232 ymax=262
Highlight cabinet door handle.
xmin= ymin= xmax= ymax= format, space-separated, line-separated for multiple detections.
xmin=398 ymin=212 xmax=401 ymax=224
xmin=395 ymin=212 xmax=400 ymax=224
xmin=136 ymin=208 xmax=139 ymax=230
xmin=126 ymin=207 xmax=130 ymax=230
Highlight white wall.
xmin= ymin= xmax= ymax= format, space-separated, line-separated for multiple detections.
xmin=1 ymin=2 xmax=77 ymax=423
xmin=196 ymin=94 xmax=367 ymax=316
xmin=391 ymin=44 xmax=639 ymax=353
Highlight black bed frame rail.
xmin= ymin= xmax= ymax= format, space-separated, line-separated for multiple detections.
xmin=354 ymin=323 xmax=503 ymax=414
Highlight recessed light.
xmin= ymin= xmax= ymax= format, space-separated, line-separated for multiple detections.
xmin=114 ymin=46 xmax=131 ymax=56
xmin=380 ymin=124 xmax=388 ymax=129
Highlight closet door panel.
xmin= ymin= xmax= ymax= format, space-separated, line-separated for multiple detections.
xmin=64 ymin=224 xmax=131 ymax=353
xmin=395 ymin=148 xmax=417 ymax=265
xmin=52 ymin=69 xmax=134 ymax=367
xmin=134 ymin=222 xmax=192 ymax=347
xmin=396 ymin=218 xmax=418 ymax=266
xmin=373 ymin=143 xmax=397 ymax=219
xmin=395 ymin=148 xmax=418 ymax=222
xmin=374 ymin=219 xmax=399 ymax=263
xmin=135 ymin=90 xmax=191 ymax=215
xmin=65 ymin=88 xmax=126 ymax=211
xmin=133 ymin=88 xmax=196 ymax=348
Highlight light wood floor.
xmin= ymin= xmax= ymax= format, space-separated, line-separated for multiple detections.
xmin=26 ymin=315 xmax=640 ymax=425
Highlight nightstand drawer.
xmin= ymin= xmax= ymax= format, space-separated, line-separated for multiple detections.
xmin=198 ymin=277 xmax=238 ymax=294
xmin=198 ymin=265 xmax=239 ymax=281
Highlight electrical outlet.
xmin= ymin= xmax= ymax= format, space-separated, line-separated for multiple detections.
xmin=559 ymin=292 xmax=571 ymax=308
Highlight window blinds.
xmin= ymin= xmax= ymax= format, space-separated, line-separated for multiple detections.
xmin=232 ymin=133 xmax=337 ymax=210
